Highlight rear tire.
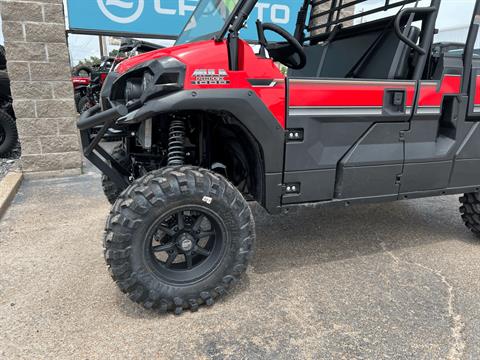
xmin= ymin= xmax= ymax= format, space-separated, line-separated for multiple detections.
xmin=104 ymin=166 xmax=255 ymax=314
xmin=460 ymin=193 xmax=480 ymax=238
xmin=101 ymin=145 xmax=130 ymax=204
xmin=73 ymin=65 xmax=92 ymax=77
xmin=0 ymin=109 xmax=18 ymax=157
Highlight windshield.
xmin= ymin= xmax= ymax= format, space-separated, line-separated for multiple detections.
xmin=176 ymin=0 xmax=241 ymax=45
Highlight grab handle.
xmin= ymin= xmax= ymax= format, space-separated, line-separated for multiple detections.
xmin=394 ymin=7 xmax=436 ymax=55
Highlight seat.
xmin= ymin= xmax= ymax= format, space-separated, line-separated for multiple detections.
xmin=290 ymin=18 xmax=420 ymax=80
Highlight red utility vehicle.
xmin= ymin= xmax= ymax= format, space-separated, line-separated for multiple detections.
xmin=78 ymin=0 xmax=480 ymax=314
xmin=71 ymin=75 xmax=91 ymax=112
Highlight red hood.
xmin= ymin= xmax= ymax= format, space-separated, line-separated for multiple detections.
xmin=116 ymin=40 xmax=230 ymax=74
xmin=115 ymin=39 xmax=286 ymax=127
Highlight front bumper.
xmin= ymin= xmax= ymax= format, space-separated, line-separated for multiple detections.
xmin=77 ymin=104 xmax=130 ymax=189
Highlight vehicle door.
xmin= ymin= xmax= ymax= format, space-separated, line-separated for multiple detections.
xmin=447 ymin=1 xmax=480 ymax=189
xmin=400 ymin=0 xmax=480 ymax=196
xmin=283 ymin=0 xmax=427 ymax=205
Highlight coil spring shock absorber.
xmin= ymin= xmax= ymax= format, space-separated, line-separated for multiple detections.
xmin=167 ymin=118 xmax=186 ymax=165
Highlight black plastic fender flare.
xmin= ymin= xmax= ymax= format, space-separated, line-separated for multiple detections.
xmin=119 ymin=89 xmax=286 ymax=174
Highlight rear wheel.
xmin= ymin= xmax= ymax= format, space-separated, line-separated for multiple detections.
xmin=104 ymin=166 xmax=255 ymax=314
xmin=460 ymin=193 xmax=480 ymax=238
xmin=0 ymin=109 xmax=18 ymax=157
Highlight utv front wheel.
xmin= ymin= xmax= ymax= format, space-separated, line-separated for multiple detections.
xmin=104 ymin=166 xmax=255 ymax=314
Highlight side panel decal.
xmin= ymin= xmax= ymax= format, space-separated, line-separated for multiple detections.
xmin=417 ymin=74 xmax=462 ymax=114
xmin=288 ymin=76 xmax=464 ymax=117
xmin=288 ymin=79 xmax=416 ymax=116
xmin=472 ymin=74 xmax=480 ymax=113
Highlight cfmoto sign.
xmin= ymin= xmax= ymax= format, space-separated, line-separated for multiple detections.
xmin=66 ymin=0 xmax=299 ymax=39
xmin=154 ymin=0 xmax=198 ymax=16
xmin=96 ymin=0 xmax=198 ymax=23
xmin=96 ymin=0 xmax=145 ymax=24
xmin=255 ymin=3 xmax=290 ymax=24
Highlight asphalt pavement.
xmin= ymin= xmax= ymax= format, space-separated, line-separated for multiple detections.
xmin=1 ymin=168 xmax=480 ymax=359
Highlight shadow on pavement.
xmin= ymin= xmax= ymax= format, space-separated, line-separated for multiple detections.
xmin=250 ymin=197 xmax=475 ymax=274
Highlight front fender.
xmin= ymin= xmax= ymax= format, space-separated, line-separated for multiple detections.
xmin=119 ymin=89 xmax=285 ymax=213
xmin=118 ymin=89 xmax=285 ymax=174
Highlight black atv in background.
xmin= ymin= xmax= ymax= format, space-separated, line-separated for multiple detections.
xmin=0 ymin=45 xmax=19 ymax=157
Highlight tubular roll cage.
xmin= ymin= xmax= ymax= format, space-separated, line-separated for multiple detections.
xmin=292 ymin=0 xmax=480 ymax=86
xmin=293 ymin=0 xmax=442 ymax=81
xmin=307 ymin=0 xmax=421 ymax=35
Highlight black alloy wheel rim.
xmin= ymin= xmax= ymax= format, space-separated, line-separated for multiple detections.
xmin=145 ymin=205 xmax=228 ymax=285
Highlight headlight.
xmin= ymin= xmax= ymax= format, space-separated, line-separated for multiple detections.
xmin=110 ymin=57 xmax=186 ymax=107
xmin=125 ymin=76 xmax=143 ymax=103
xmin=124 ymin=69 xmax=155 ymax=102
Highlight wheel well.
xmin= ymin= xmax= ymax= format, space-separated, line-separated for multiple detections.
xmin=125 ymin=110 xmax=266 ymax=204
xmin=195 ymin=111 xmax=265 ymax=204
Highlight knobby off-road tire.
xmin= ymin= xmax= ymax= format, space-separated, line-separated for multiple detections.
xmin=74 ymin=92 xmax=83 ymax=113
xmin=78 ymin=96 xmax=94 ymax=114
xmin=459 ymin=192 xmax=480 ymax=238
xmin=101 ymin=145 xmax=130 ymax=204
xmin=104 ymin=166 xmax=255 ymax=314
xmin=72 ymin=65 xmax=92 ymax=77
xmin=0 ymin=109 xmax=18 ymax=157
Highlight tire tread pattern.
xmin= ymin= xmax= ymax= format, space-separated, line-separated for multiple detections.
xmin=104 ymin=166 xmax=255 ymax=314
xmin=460 ymin=192 xmax=480 ymax=238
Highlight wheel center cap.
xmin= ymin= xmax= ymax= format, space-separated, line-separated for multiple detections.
xmin=178 ymin=233 xmax=194 ymax=251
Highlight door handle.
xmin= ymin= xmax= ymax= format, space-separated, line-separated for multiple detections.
xmin=383 ymin=89 xmax=407 ymax=115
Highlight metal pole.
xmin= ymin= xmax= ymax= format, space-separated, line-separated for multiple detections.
xmin=99 ymin=36 xmax=108 ymax=58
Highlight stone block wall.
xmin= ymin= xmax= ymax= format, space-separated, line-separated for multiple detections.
xmin=311 ymin=1 xmax=355 ymax=36
xmin=0 ymin=0 xmax=82 ymax=176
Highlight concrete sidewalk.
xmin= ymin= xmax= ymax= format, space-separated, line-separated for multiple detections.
xmin=1 ymin=171 xmax=480 ymax=359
